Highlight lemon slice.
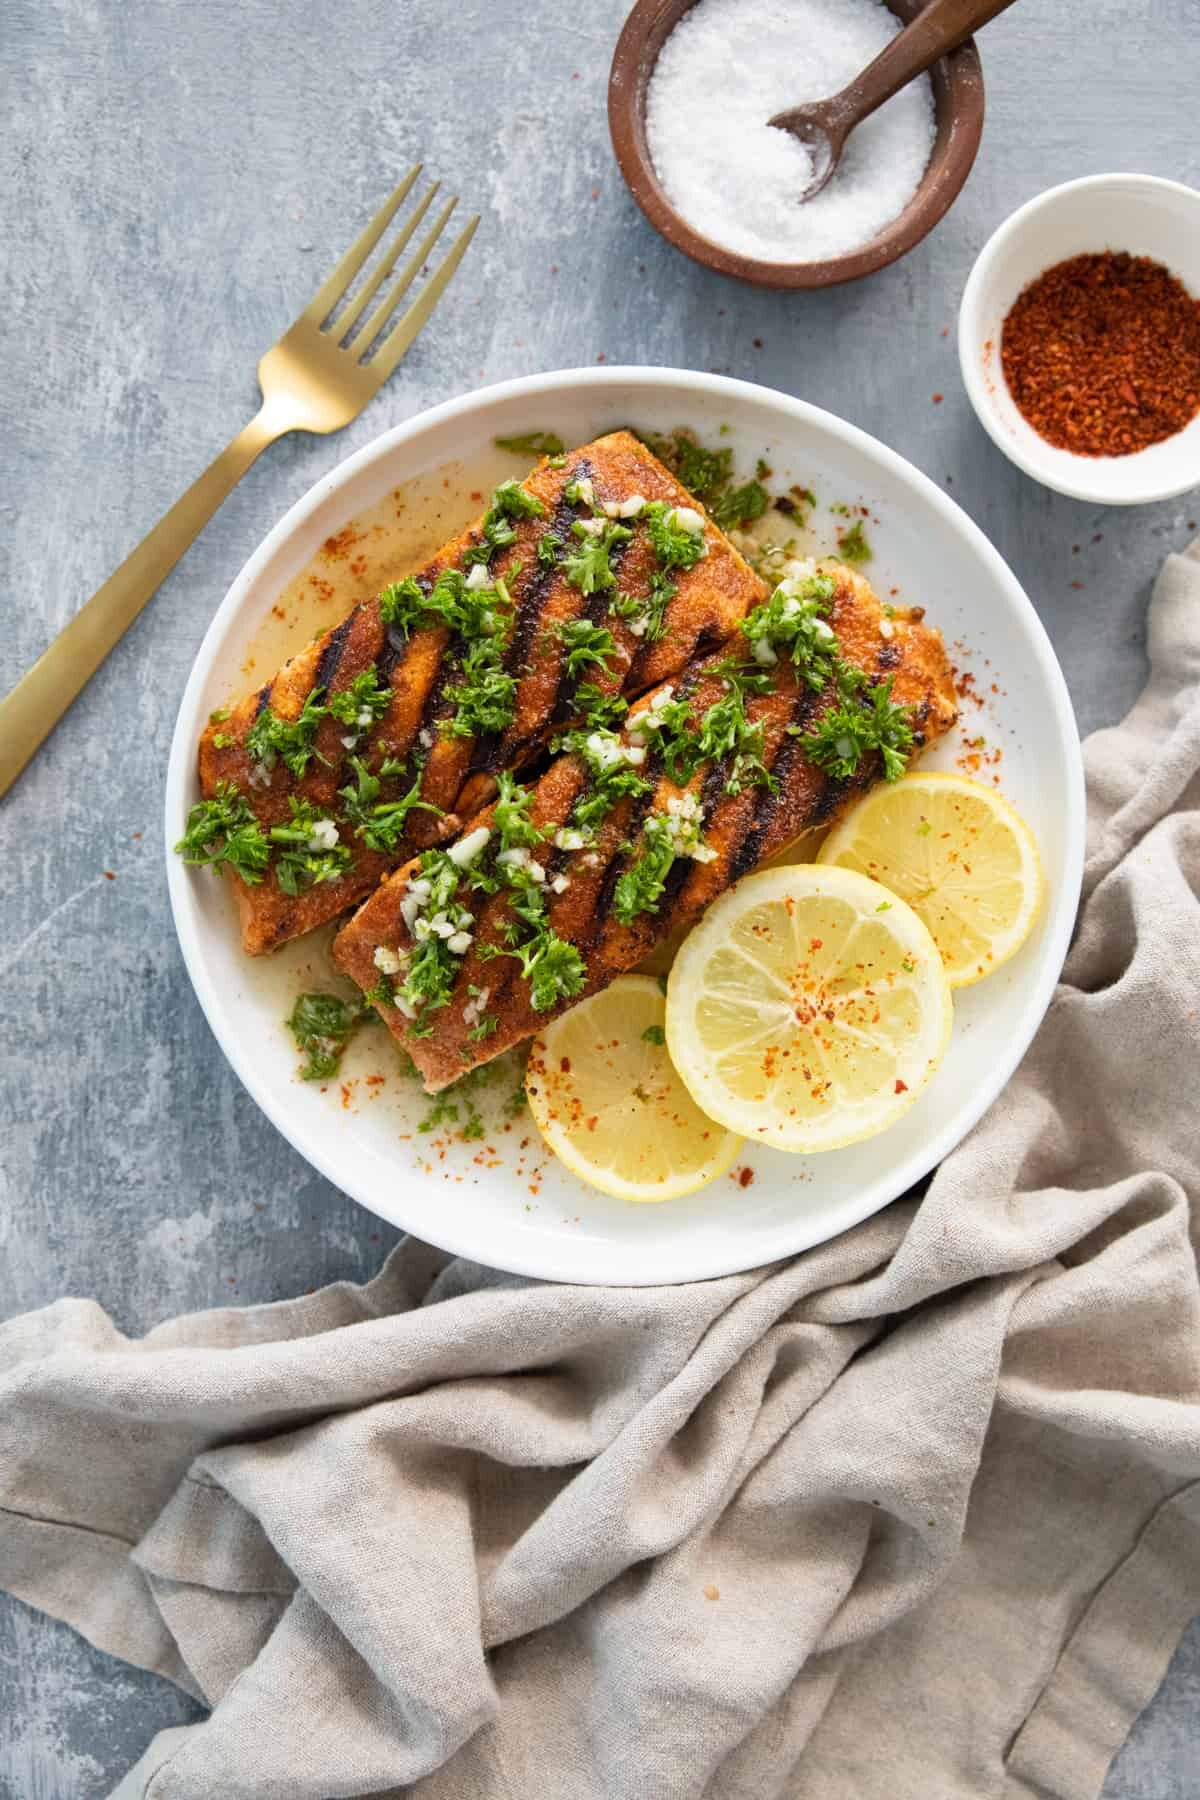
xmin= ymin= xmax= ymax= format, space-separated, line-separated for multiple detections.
xmin=665 ymin=866 xmax=952 ymax=1153
xmin=818 ymin=773 xmax=1044 ymax=988
xmin=525 ymin=975 xmax=743 ymax=1202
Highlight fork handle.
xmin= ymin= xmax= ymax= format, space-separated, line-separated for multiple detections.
xmin=0 ymin=408 xmax=283 ymax=800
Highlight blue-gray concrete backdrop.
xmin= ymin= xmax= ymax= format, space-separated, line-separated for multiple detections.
xmin=3 ymin=0 xmax=1198 ymax=1792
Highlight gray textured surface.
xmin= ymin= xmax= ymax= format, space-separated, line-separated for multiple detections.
xmin=1 ymin=0 xmax=1197 ymax=1793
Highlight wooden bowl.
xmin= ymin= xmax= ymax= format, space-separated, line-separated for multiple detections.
xmin=608 ymin=0 xmax=986 ymax=290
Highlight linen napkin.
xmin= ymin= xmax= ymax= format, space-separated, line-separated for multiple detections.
xmin=2 ymin=543 xmax=1200 ymax=1800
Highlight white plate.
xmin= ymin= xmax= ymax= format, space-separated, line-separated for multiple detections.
xmin=166 ymin=368 xmax=1084 ymax=1285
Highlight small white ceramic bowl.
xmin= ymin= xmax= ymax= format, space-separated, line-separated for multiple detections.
xmin=959 ymin=173 xmax=1200 ymax=505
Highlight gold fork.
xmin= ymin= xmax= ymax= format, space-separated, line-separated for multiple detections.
xmin=0 ymin=167 xmax=478 ymax=799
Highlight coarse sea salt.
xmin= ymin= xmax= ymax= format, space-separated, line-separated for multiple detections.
xmin=645 ymin=0 xmax=936 ymax=265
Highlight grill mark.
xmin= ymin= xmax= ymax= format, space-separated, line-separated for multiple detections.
xmin=313 ymin=615 xmax=354 ymax=696
xmin=464 ymin=482 xmax=586 ymax=778
xmin=549 ymin=529 xmax=637 ymax=726
xmin=580 ymin=753 xmax=663 ymax=951
xmin=625 ymin=582 xmax=727 ymax=690
xmin=415 ymin=650 xmax=454 ymax=742
xmin=253 ymin=682 xmax=273 ymax=719
xmin=374 ymin=569 xmax=439 ymax=679
xmin=659 ymin=844 xmax=696 ymax=909
xmin=377 ymin=631 xmax=404 ymax=682
xmin=505 ymin=473 xmax=589 ymax=674
xmin=725 ymin=683 xmax=826 ymax=882
xmin=878 ymin=642 xmax=901 ymax=672
xmin=790 ymin=634 xmax=892 ymax=838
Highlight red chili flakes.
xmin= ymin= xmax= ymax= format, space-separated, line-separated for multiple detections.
xmin=320 ymin=525 xmax=361 ymax=562
xmin=559 ymin=1056 xmax=571 ymax=1073
xmin=894 ymin=1078 xmax=908 ymax=1094
xmin=737 ymin=1167 xmax=754 ymax=1189
xmin=932 ymin=393 xmax=944 ymax=405
xmin=1001 ymin=252 xmax=1200 ymax=456
xmin=103 ymin=870 xmax=115 ymax=880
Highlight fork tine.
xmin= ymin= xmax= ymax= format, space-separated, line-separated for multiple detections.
xmin=327 ymin=183 xmax=441 ymax=345
xmin=300 ymin=165 xmax=422 ymax=328
xmin=368 ymin=216 xmax=480 ymax=384
xmin=345 ymin=196 xmax=459 ymax=362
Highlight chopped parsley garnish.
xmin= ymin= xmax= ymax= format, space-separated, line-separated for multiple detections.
xmin=712 ymin=479 xmax=769 ymax=530
xmin=573 ymin=762 xmax=650 ymax=833
xmin=268 ymin=798 xmax=352 ymax=895
xmin=630 ymin=690 xmax=697 ymax=785
xmin=693 ymin=669 xmax=774 ymax=797
xmin=560 ymin=618 xmax=619 ymax=680
xmin=634 ymin=429 xmax=733 ymax=499
xmin=631 ymin=427 xmax=769 ymax=537
xmin=396 ymin=848 xmax=467 ymax=1027
xmin=642 ymin=1024 xmax=666 ymax=1045
xmin=464 ymin=479 xmax=547 ymax=567
xmin=611 ymin=569 xmax=675 ymax=642
xmin=838 ymin=519 xmax=872 ymax=563
xmin=798 ymin=675 xmax=914 ymax=782
xmin=443 ymin=634 xmax=518 ymax=739
xmin=327 ymin=665 xmax=392 ymax=730
xmin=418 ymin=1090 xmax=467 ymax=1134
xmin=740 ymin=571 xmax=839 ymax=691
xmin=633 ymin=664 xmax=772 ymax=797
xmin=380 ymin=550 xmax=525 ymax=746
xmin=467 ymin=1012 xmax=499 ymax=1042
xmin=563 ymin=519 xmax=631 ymax=594
xmin=175 ymin=783 xmax=270 ymax=885
xmin=492 ymin=770 xmax=543 ymax=852
xmin=479 ymin=849 xmax=587 ymax=1012
xmin=558 ymin=728 xmax=653 ymax=833
xmin=492 ymin=479 xmax=547 ymax=522
xmin=573 ymin=682 xmax=628 ymax=732
xmin=536 ymin=531 xmax=561 ymax=569
xmin=509 ymin=930 xmax=587 ymax=1011
xmin=245 ymin=689 xmax=327 ymax=778
xmin=470 ymin=787 xmax=586 ymax=1013
xmin=613 ymin=812 xmax=679 ymax=926
xmin=338 ymin=756 xmax=443 ymax=853
xmin=563 ymin=474 xmax=595 ymax=507
xmin=494 ymin=430 xmax=566 ymax=457
xmin=208 ymin=706 xmax=232 ymax=723
xmin=643 ymin=501 xmax=707 ymax=571
xmin=505 ymin=1081 xmax=527 ymax=1118
xmin=211 ymin=732 xmax=234 ymax=749
xmin=378 ymin=575 xmax=431 ymax=636
xmin=286 ymin=990 xmax=372 ymax=1081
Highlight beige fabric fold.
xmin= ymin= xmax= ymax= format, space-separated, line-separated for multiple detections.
xmin=2 ymin=544 xmax=1200 ymax=1800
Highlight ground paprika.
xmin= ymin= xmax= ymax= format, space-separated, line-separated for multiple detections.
xmin=1001 ymin=251 xmax=1200 ymax=456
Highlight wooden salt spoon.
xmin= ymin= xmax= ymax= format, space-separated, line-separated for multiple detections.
xmin=771 ymin=0 xmax=1021 ymax=202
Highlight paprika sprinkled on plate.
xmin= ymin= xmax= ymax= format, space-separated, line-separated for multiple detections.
xmin=1001 ymin=251 xmax=1200 ymax=456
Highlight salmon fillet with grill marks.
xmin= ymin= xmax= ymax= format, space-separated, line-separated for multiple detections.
xmin=332 ymin=565 xmax=958 ymax=1091
xmin=196 ymin=432 xmax=765 ymax=954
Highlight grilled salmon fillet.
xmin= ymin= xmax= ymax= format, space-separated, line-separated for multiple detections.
xmin=193 ymin=432 xmax=765 ymax=954
xmin=333 ymin=564 xmax=958 ymax=1091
